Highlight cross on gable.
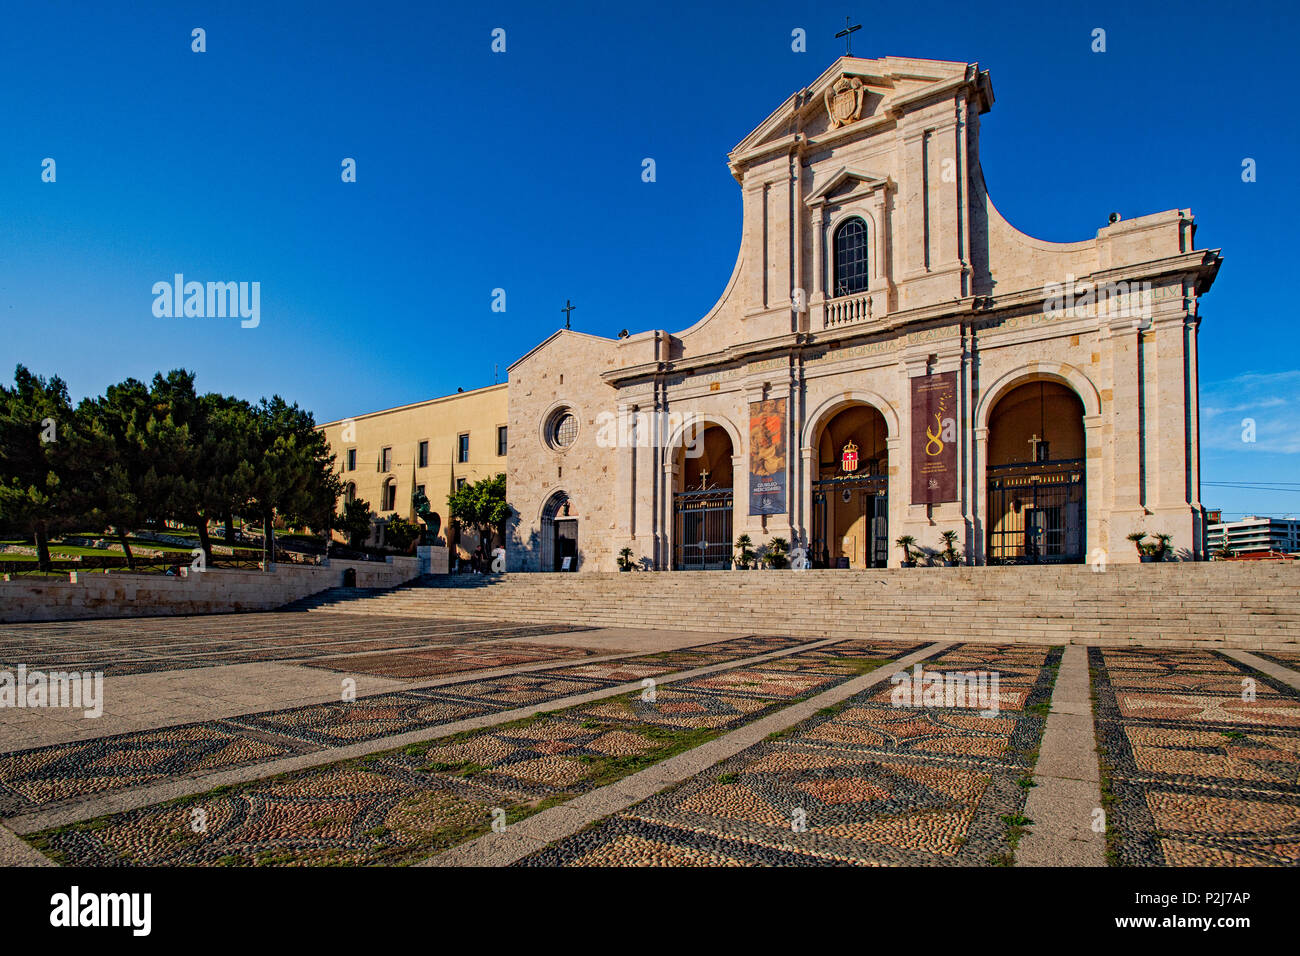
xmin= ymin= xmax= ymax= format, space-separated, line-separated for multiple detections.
xmin=835 ymin=16 xmax=861 ymax=56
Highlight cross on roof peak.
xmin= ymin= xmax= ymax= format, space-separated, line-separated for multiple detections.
xmin=835 ymin=16 xmax=862 ymax=57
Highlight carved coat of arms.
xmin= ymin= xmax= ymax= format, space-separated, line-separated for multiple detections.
xmin=824 ymin=75 xmax=866 ymax=128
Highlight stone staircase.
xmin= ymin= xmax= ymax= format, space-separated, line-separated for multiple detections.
xmin=278 ymin=585 xmax=397 ymax=612
xmin=289 ymin=563 xmax=1300 ymax=651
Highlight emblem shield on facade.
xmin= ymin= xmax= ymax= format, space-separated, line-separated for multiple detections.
xmin=841 ymin=440 xmax=859 ymax=473
xmin=824 ymin=75 xmax=866 ymax=128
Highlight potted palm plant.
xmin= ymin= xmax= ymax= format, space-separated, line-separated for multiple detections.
xmin=1148 ymin=532 xmax=1172 ymax=563
xmin=734 ymin=534 xmax=756 ymax=570
xmin=896 ymin=534 xmax=917 ymax=568
xmin=939 ymin=530 xmax=962 ymax=567
xmin=1127 ymin=531 xmax=1153 ymax=562
xmin=764 ymin=537 xmax=790 ymax=569
xmin=617 ymin=546 xmax=635 ymax=571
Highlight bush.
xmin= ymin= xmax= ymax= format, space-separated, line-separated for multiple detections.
xmin=382 ymin=514 xmax=421 ymax=553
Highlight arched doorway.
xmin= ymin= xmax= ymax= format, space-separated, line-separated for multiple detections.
xmin=986 ymin=380 xmax=1086 ymax=563
xmin=673 ymin=424 xmax=735 ymax=569
xmin=811 ymin=404 xmax=889 ymax=568
xmin=540 ymin=491 xmax=578 ymax=571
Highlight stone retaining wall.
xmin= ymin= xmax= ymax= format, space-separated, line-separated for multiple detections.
xmin=0 ymin=557 xmax=420 ymax=623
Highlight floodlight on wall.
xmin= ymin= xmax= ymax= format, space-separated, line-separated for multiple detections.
xmin=618 ymin=329 xmax=629 ymax=338
xmin=1108 ymin=212 xmax=1122 ymax=224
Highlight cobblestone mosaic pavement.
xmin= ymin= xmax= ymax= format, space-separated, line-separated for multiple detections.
xmin=0 ymin=633 xmax=810 ymax=816
xmin=1250 ymin=651 xmax=1300 ymax=672
xmin=302 ymin=641 xmax=605 ymax=679
xmin=0 ymin=612 xmax=594 ymax=676
xmin=1090 ymin=647 xmax=1300 ymax=866
xmin=517 ymin=644 xmax=1060 ymax=866
xmin=26 ymin=639 xmax=921 ymax=865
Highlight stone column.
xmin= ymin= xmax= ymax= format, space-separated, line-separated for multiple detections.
xmin=1083 ymin=413 xmax=1104 ymax=563
xmin=885 ymin=436 xmax=905 ymax=566
xmin=662 ymin=456 xmax=678 ymax=571
xmin=1146 ymin=295 xmax=1200 ymax=560
xmin=810 ymin=206 xmax=825 ymax=328
xmin=972 ymin=425 xmax=988 ymax=564
xmin=1106 ymin=315 xmax=1146 ymax=561
xmin=800 ymin=446 xmax=815 ymax=552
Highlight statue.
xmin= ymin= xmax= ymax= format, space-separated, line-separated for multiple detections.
xmin=412 ymin=490 xmax=441 ymax=546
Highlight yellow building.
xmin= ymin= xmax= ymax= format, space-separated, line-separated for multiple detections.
xmin=317 ymin=384 xmax=508 ymax=555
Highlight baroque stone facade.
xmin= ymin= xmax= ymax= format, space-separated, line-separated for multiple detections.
xmin=506 ymin=55 xmax=1221 ymax=571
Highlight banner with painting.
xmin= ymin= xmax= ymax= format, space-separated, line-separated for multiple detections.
xmin=910 ymin=372 xmax=958 ymax=503
xmin=748 ymin=397 xmax=787 ymax=515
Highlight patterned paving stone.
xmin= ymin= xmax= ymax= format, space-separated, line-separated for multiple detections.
xmin=518 ymin=643 xmax=1060 ymax=867
xmin=25 ymin=638 xmax=923 ymax=865
xmin=568 ymin=639 xmax=923 ymax=732
xmin=0 ymin=723 xmax=303 ymax=815
xmin=0 ymin=616 xmax=591 ymax=676
xmin=0 ymin=631 xmax=845 ymax=816
xmin=1090 ymin=647 xmax=1300 ymax=867
xmin=301 ymin=641 xmax=604 ymax=679
xmin=225 ymin=694 xmax=496 ymax=748
xmin=1251 ymin=651 xmax=1300 ymax=672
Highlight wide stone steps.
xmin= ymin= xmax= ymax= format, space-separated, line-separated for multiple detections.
xmin=289 ymin=563 xmax=1300 ymax=650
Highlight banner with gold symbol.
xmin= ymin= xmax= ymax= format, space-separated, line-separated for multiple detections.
xmin=911 ymin=372 xmax=958 ymax=503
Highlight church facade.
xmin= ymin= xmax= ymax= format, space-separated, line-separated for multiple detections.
xmin=506 ymin=55 xmax=1222 ymax=571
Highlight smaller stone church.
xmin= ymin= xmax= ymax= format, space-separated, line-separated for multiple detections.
xmin=505 ymin=55 xmax=1221 ymax=571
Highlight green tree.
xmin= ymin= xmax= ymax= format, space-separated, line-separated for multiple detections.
xmin=447 ymin=473 xmax=510 ymax=549
xmin=246 ymin=396 xmax=341 ymax=562
xmin=382 ymin=513 xmax=420 ymax=552
xmin=339 ymin=497 xmax=374 ymax=549
xmin=0 ymin=366 xmax=79 ymax=571
xmin=135 ymin=370 xmax=206 ymax=554
xmin=197 ymin=393 xmax=258 ymax=554
xmin=79 ymin=378 xmax=152 ymax=569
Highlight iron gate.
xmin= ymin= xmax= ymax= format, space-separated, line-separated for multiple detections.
xmin=986 ymin=459 xmax=1085 ymax=564
xmin=674 ymin=488 xmax=734 ymax=570
xmin=812 ymin=475 xmax=888 ymax=568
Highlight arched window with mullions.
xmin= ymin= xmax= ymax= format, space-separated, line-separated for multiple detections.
xmin=833 ymin=217 xmax=869 ymax=296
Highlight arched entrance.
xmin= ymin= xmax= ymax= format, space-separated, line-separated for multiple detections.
xmin=673 ymin=424 xmax=735 ymax=569
xmin=986 ymin=380 xmax=1086 ymax=563
xmin=540 ymin=491 xmax=578 ymax=571
xmin=811 ymin=404 xmax=889 ymax=568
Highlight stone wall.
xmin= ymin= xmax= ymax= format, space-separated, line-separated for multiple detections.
xmin=0 ymin=557 xmax=420 ymax=623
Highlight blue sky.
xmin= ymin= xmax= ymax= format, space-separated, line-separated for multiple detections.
xmin=1 ymin=0 xmax=1297 ymax=518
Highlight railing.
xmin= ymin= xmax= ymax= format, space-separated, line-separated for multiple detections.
xmin=823 ymin=291 xmax=875 ymax=328
xmin=0 ymin=553 xmax=295 ymax=578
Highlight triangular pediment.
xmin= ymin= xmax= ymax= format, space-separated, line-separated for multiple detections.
xmin=806 ymin=166 xmax=893 ymax=205
xmin=729 ymin=56 xmax=990 ymax=168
